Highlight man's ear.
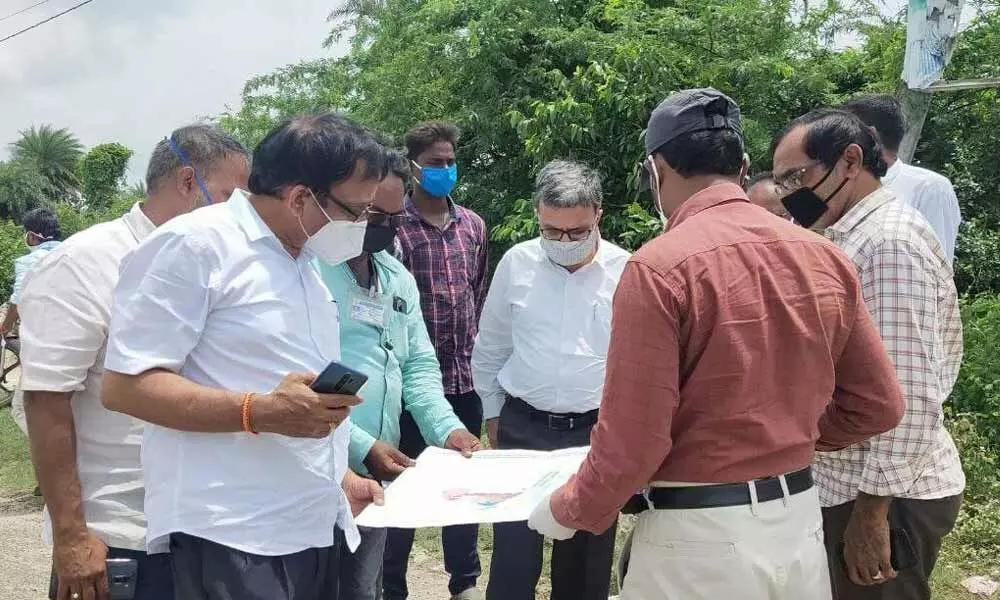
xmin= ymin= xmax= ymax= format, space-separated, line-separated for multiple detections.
xmin=843 ymin=144 xmax=865 ymax=178
xmin=176 ymin=166 xmax=197 ymax=197
xmin=739 ymin=153 xmax=751 ymax=186
xmin=287 ymin=185 xmax=310 ymax=216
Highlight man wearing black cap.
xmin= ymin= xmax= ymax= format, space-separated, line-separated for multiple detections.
xmin=526 ymin=89 xmax=906 ymax=599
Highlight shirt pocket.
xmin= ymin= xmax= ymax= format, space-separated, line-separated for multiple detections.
xmin=578 ymin=297 xmax=613 ymax=358
xmin=384 ymin=306 xmax=409 ymax=364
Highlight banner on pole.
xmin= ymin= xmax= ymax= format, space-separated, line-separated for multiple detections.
xmin=903 ymin=0 xmax=964 ymax=89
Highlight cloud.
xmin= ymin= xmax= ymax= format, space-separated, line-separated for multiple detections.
xmin=0 ymin=0 xmax=346 ymax=181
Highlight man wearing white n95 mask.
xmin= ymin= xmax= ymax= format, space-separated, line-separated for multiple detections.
xmin=101 ymin=113 xmax=385 ymax=600
xmin=472 ymin=159 xmax=629 ymax=600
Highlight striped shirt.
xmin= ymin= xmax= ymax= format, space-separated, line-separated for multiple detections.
xmin=395 ymin=196 xmax=489 ymax=395
xmin=816 ymin=187 xmax=965 ymax=507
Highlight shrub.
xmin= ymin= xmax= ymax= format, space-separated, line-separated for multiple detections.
xmin=949 ymin=295 xmax=1000 ymax=451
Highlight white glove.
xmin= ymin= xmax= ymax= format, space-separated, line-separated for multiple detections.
xmin=527 ymin=492 xmax=576 ymax=540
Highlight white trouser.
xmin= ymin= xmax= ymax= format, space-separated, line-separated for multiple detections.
xmin=620 ymin=485 xmax=832 ymax=600
xmin=10 ymin=386 xmax=27 ymax=435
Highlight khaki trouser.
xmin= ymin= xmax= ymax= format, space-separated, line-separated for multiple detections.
xmin=620 ymin=486 xmax=832 ymax=600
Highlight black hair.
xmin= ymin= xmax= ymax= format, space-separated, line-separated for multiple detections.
xmin=385 ymin=148 xmax=411 ymax=181
xmin=842 ymin=94 xmax=905 ymax=153
xmin=771 ymin=109 xmax=888 ymax=178
xmin=652 ymin=129 xmax=744 ymax=178
xmin=747 ymin=171 xmax=773 ymax=188
xmin=248 ymin=113 xmax=388 ymax=198
xmin=23 ymin=207 xmax=61 ymax=241
xmin=404 ymin=121 xmax=460 ymax=160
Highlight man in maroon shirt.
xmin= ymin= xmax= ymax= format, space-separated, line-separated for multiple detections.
xmin=527 ymin=89 xmax=905 ymax=600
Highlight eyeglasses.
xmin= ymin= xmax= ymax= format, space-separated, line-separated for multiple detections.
xmin=320 ymin=192 xmax=374 ymax=223
xmin=774 ymin=162 xmax=820 ymax=192
xmin=367 ymin=210 xmax=408 ymax=228
xmin=540 ymin=225 xmax=595 ymax=242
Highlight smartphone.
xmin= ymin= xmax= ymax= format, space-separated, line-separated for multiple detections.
xmin=837 ymin=527 xmax=917 ymax=572
xmin=310 ymin=361 xmax=369 ymax=395
xmin=49 ymin=558 xmax=138 ymax=600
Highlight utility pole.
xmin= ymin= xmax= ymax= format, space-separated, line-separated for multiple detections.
xmin=897 ymin=0 xmax=1000 ymax=163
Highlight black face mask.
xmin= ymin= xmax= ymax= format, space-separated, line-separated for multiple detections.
xmin=781 ymin=166 xmax=849 ymax=228
xmin=362 ymin=217 xmax=399 ymax=254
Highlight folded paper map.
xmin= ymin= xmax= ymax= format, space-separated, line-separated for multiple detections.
xmin=356 ymin=446 xmax=589 ymax=528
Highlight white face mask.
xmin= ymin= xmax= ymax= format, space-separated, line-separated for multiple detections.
xmin=300 ymin=191 xmax=367 ymax=265
xmin=539 ymin=229 xmax=598 ymax=267
xmin=647 ymin=155 xmax=668 ymax=228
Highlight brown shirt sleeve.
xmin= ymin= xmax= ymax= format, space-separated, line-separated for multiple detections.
xmin=551 ymin=260 xmax=682 ymax=533
xmin=817 ymin=282 xmax=905 ymax=452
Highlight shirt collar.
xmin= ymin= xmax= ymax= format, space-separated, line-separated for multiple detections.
xmin=882 ymin=159 xmax=903 ymax=185
xmin=404 ymin=193 xmax=460 ymax=225
xmin=122 ymin=202 xmax=156 ymax=243
xmin=35 ymin=240 xmax=60 ymax=251
xmin=666 ymin=182 xmax=749 ymax=230
xmin=823 ymin=187 xmax=896 ymax=237
xmin=229 ymin=189 xmax=277 ymax=243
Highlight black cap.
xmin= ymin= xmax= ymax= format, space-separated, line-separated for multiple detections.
xmin=638 ymin=88 xmax=744 ymax=190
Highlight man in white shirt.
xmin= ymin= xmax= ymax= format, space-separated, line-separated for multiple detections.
xmin=843 ymin=94 xmax=962 ymax=264
xmin=101 ymin=113 xmax=387 ymax=600
xmin=19 ymin=125 xmax=250 ymax=600
xmin=472 ymin=160 xmax=629 ymax=600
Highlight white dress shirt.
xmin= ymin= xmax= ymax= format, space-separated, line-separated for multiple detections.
xmin=473 ymin=238 xmax=630 ymax=420
xmin=882 ymin=160 xmax=961 ymax=265
xmin=19 ymin=203 xmax=155 ymax=551
xmin=104 ymin=190 xmax=357 ymax=556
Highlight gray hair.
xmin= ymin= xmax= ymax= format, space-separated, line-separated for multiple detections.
xmin=145 ymin=124 xmax=249 ymax=193
xmin=533 ymin=159 xmax=602 ymax=210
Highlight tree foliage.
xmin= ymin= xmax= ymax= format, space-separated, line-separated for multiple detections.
xmin=79 ymin=142 xmax=134 ymax=210
xmin=221 ymin=0 xmax=1000 ymax=285
xmin=0 ymin=161 xmax=51 ymax=223
xmin=9 ymin=125 xmax=84 ymax=202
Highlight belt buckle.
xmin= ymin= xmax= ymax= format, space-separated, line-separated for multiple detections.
xmin=547 ymin=414 xmax=574 ymax=430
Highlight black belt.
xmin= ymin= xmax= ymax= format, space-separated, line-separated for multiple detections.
xmin=506 ymin=396 xmax=598 ymax=431
xmin=623 ymin=467 xmax=813 ymax=513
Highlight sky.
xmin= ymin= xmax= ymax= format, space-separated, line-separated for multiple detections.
xmin=0 ymin=0 xmax=347 ymax=182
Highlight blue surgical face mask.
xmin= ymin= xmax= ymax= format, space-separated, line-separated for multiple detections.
xmin=413 ymin=161 xmax=458 ymax=198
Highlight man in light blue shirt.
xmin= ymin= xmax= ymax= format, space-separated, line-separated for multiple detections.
xmin=316 ymin=149 xmax=481 ymax=600
xmin=1 ymin=207 xmax=62 ymax=341
xmin=4 ymin=207 xmax=62 ymax=437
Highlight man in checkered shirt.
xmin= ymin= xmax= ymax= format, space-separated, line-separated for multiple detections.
xmin=771 ymin=109 xmax=964 ymax=600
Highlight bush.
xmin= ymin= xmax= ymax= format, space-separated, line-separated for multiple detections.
xmin=954 ymin=220 xmax=1000 ymax=297
xmin=945 ymin=294 xmax=1000 ymax=565
xmin=949 ymin=295 xmax=1000 ymax=450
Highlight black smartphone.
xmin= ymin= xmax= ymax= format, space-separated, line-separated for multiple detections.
xmin=311 ymin=361 xmax=369 ymax=395
xmin=49 ymin=558 xmax=138 ymax=600
xmin=837 ymin=527 xmax=917 ymax=572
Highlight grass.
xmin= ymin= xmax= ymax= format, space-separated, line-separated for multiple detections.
xmin=0 ymin=406 xmax=35 ymax=493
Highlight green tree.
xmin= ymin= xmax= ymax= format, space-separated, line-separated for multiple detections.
xmin=224 ymin=0 xmax=893 ymax=253
xmin=79 ymin=142 xmax=134 ymax=209
xmin=9 ymin=125 xmax=84 ymax=202
xmin=0 ymin=160 xmax=51 ymax=222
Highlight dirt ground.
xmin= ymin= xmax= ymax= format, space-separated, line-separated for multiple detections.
xmin=0 ymin=494 xmax=451 ymax=600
